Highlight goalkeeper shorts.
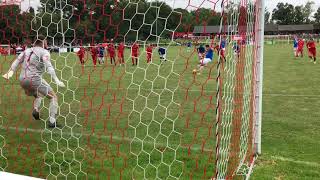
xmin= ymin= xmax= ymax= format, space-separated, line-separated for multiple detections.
xmin=20 ymin=77 xmax=53 ymax=97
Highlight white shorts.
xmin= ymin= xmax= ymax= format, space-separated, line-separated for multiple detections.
xmin=160 ymin=54 xmax=166 ymax=59
xmin=294 ymin=47 xmax=297 ymax=51
xmin=19 ymin=77 xmax=53 ymax=97
xmin=200 ymin=58 xmax=212 ymax=65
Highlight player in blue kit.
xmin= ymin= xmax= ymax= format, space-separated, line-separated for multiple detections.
xmin=293 ymin=37 xmax=298 ymax=57
xmin=98 ymin=45 xmax=105 ymax=64
xmin=187 ymin=42 xmax=192 ymax=52
xmin=197 ymin=44 xmax=206 ymax=60
xmin=194 ymin=45 xmax=214 ymax=75
xmin=158 ymin=47 xmax=167 ymax=63
xmin=220 ymin=38 xmax=227 ymax=62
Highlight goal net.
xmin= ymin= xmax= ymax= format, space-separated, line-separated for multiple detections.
xmin=0 ymin=0 xmax=264 ymax=179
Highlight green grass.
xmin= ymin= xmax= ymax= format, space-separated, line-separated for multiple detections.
xmin=0 ymin=44 xmax=319 ymax=179
xmin=252 ymin=44 xmax=320 ymax=180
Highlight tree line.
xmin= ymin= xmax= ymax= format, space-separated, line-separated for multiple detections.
xmin=0 ymin=0 xmax=222 ymax=45
xmin=266 ymin=1 xmax=320 ymax=25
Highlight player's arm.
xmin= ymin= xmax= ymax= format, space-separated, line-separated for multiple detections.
xmin=43 ymin=52 xmax=65 ymax=87
xmin=2 ymin=52 xmax=25 ymax=79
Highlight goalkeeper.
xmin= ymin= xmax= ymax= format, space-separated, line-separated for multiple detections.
xmin=2 ymin=35 xmax=65 ymax=128
xmin=158 ymin=47 xmax=167 ymax=63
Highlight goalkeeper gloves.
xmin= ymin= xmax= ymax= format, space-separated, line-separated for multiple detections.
xmin=2 ymin=70 xmax=14 ymax=80
xmin=54 ymin=77 xmax=66 ymax=87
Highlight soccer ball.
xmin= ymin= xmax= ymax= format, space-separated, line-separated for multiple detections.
xmin=110 ymin=5 xmax=115 ymax=9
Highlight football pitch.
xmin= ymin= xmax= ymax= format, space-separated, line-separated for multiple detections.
xmin=0 ymin=44 xmax=319 ymax=179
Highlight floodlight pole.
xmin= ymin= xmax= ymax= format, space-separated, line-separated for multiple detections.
xmin=255 ymin=0 xmax=265 ymax=155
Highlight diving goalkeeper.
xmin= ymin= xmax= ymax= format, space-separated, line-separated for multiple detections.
xmin=2 ymin=35 xmax=65 ymax=128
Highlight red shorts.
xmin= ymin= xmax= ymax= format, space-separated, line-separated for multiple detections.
xmin=132 ymin=53 xmax=138 ymax=58
xmin=147 ymin=54 xmax=152 ymax=59
xmin=220 ymin=50 xmax=225 ymax=58
xmin=297 ymin=48 xmax=303 ymax=52
xmin=118 ymin=52 xmax=124 ymax=58
xmin=308 ymin=48 xmax=316 ymax=57
xmin=109 ymin=53 xmax=115 ymax=58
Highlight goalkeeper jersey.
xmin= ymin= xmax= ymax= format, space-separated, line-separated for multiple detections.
xmin=10 ymin=47 xmax=56 ymax=81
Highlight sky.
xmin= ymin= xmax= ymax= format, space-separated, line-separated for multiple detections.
xmin=17 ymin=0 xmax=320 ymax=13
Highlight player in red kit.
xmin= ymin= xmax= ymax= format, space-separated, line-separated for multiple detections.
xmin=146 ymin=44 xmax=153 ymax=63
xmin=108 ymin=41 xmax=116 ymax=65
xmin=297 ymin=39 xmax=304 ymax=58
xmin=77 ymin=46 xmax=86 ymax=65
xmin=307 ymin=38 xmax=317 ymax=64
xmin=90 ymin=44 xmax=98 ymax=67
xmin=131 ymin=42 xmax=139 ymax=66
xmin=118 ymin=42 xmax=125 ymax=65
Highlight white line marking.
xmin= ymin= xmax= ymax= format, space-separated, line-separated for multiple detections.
xmin=271 ymin=156 xmax=320 ymax=167
xmin=0 ymin=126 xmax=214 ymax=152
xmin=3 ymin=83 xmax=320 ymax=98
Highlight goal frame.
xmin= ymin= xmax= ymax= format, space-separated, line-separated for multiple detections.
xmin=255 ymin=0 xmax=265 ymax=155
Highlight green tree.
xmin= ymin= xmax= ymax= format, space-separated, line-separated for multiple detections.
xmin=302 ymin=1 xmax=315 ymax=23
xmin=314 ymin=7 xmax=320 ymax=24
xmin=265 ymin=9 xmax=270 ymax=24
xmin=272 ymin=3 xmax=295 ymax=25
xmin=293 ymin=6 xmax=304 ymax=24
xmin=0 ymin=5 xmax=33 ymax=44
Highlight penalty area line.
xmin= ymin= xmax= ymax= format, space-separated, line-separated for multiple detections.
xmin=271 ymin=156 xmax=320 ymax=167
xmin=0 ymin=126 xmax=214 ymax=153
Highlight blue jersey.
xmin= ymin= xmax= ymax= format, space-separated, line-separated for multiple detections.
xmin=98 ymin=47 xmax=105 ymax=57
xmin=198 ymin=46 xmax=205 ymax=53
xmin=158 ymin=47 xmax=166 ymax=55
xmin=187 ymin=42 xmax=192 ymax=47
xmin=293 ymin=39 xmax=298 ymax=48
xmin=233 ymin=44 xmax=240 ymax=53
xmin=220 ymin=40 xmax=226 ymax=49
xmin=205 ymin=48 xmax=214 ymax=60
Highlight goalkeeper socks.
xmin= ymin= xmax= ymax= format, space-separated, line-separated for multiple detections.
xmin=49 ymin=97 xmax=58 ymax=124
xmin=135 ymin=59 xmax=138 ymax=65
xmin=33 ymin=97 xmax=43 ymax=111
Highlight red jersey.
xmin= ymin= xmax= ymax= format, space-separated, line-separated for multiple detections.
xmin=108 ymin=43 xmax=115 ymax=54
xmin=131 ymin=43 xmax=139 ymax=55
xmin=307 ymin=41 xmax=316 ymax=49
xmin=146 ymin=46 xmax=153 ymax=55
xmin=91 ymin=46 xmax=98 ymax=56
xmin=77 ymin=47 xmax=85 ymax=57
xmin=118 ymin=43 xmax=125 ymax=53
xmin=298 ymin=40 xmax=304 ymax=49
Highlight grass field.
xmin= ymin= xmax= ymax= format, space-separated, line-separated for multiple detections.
xmin=0 ymin=44 xmax=319 ymax=179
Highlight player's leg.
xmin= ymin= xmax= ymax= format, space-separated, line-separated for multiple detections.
xmin=135 ymin=57 xmax=138 ymax=65
xmin=313 ymin=50 xmax=317 ymax=64
xmin=221 ymin=50 xmax=226 ymax=62
xmin=92 ymin=55 xmax=97 ymax=66
xmin=20 ymin=78 xmax=41 ymax=120
xmin=32 ymin=95 xmax=43 ymax=120
xmin=197 ymin=58 xmax=211 ymax=74
xmin=308 ymin=50 xmax=313 ymax=62
xmin=37 ymin=80 xmax=61 ymax=128
xmin=121 ymin=54 xmax=125 ymax=65
xmin=131 ymin=55 xmax=135 ymax=65
xmin=81 ymin=56 xmax=85 ymax=65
